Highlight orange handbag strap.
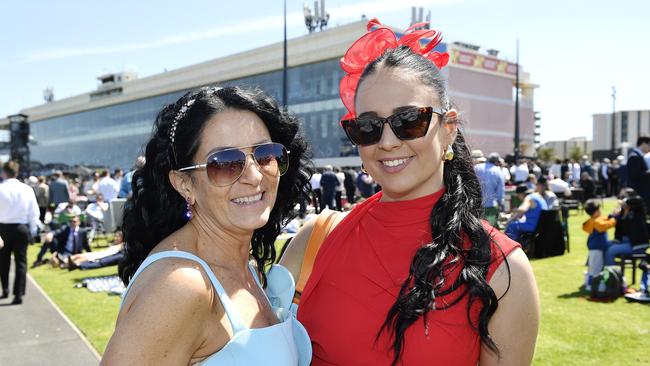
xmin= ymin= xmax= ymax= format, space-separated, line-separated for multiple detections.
xmin=293 ymin=209 xmax=338 ymax=304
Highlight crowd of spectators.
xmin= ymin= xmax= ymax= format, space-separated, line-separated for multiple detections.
xmin=3 ymin=136 xmax=648 ymax=301
xmin=0 ymin=155 xmax=145 ymax=286
xmin=307 ymin=165 xmax=379 ymax=214
xmin=464 ymin=137 xmax=650 ymax=293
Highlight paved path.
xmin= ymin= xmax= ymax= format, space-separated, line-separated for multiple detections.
xmin=0 ymin=260 xmax=100 ymax=366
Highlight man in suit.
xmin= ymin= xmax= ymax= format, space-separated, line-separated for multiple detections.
xmin=33 ymin=215 xmax=91 ymax=268
xmin=320 ymin=165 xmax=340 ymax=211
xmin=627 ymin=136 xmax=650 ymax=209
xmin=48 ymin=170 xmax=70 ymax=208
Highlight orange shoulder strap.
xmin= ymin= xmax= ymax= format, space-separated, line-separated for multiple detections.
xmin=293 ymin=209 xmax=338 ymax=304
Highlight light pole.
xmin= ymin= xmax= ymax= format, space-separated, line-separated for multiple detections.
xmin=611 ymin=86 xmax=616 ymax=158
xmin=514 ymin=39 xmax=520 ymax=164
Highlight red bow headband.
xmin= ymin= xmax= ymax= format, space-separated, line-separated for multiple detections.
xmin=339 ymin=18 xmax=450 ymax=120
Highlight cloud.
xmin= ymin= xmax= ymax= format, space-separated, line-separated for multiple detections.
xmin=13 ymin=0 xmax=463 ymax=65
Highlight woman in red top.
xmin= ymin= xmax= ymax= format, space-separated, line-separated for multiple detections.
xmin=282 ymin=19 xmax=539 ymax=365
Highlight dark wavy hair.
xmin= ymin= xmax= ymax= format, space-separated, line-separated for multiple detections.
xmin=356 ymin=45 xmax=510 ymax=365
xmin=119 ymin=86 xmax=312 ymax=286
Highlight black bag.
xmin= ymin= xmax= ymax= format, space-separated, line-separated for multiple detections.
xmin=590 ymin=267 xmax=623 ymax=301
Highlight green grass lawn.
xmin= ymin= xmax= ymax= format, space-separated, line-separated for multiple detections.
xmin=27 ymin=209 xmax=649 ymax=364
xmin=531 ymin=199 xmax=650 ymax=365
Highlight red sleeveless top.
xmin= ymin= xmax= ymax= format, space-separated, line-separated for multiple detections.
xmin=297 ymin=189 xmax=520 ymax=366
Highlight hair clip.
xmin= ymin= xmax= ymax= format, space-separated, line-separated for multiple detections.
xmin=170 ymin=86 xmax=221 ymax=165
xmin=339 ymin=18 xmax=450 ymax=120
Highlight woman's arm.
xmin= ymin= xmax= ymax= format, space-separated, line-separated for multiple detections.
xmin=101 ymin=262 xmax=218 ymax=366
xmin=480 ymin=248 xmax=540 ymax=365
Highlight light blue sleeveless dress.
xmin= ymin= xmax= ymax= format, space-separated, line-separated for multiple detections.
xmin=120 ymin=251 xmax=312 ymax=365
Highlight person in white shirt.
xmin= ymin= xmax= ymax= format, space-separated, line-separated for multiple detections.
xmin=83 ymin=172 xmax=100 ymax=197
xmin=570 ymin=159 xmax=581 ymax=186
xmin=549 ymin=159 xmax=562 ymax=180
xmin=548 ymin=177 xmax=572 ymax=198
xmin=54 ymin=199 xmax=82 ymax=216
xmin=97 ymin=169 xmax=119 ymax=202
xmin=512 ymin=160 xmax=530 ymax=183
xmin=531 ymin=162 xmax=542 ymax=179
xmin=310 ymin=170 xmax=322 ymax=213
xmin=85 ymin=193 xmax=109 ymax=242
xmin=0 ymin=161 xmax=40 ymax=305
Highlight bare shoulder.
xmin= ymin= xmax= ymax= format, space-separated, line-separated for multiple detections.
xmin=279 ymin=211 xmax=347 ymax=282
xmin=120 ymin=257 xmax=215 ymax=315
xmin=481 ymin=248 xmax=540 ymax=365
xmin=489 ymin=248 xmax=536 ymax=298
xmin=102 ymin=258 xmax=219 ymax=365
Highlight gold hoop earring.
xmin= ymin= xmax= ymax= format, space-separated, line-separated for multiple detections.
xmin=361 ymin=164 xmax=368 ymax=174
xmin=444 ymin=144 xmax=454 ymax=161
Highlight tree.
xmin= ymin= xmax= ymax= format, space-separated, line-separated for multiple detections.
xmin=568 ymin=146 xmax=584 ymax=162
xmin=537 ymin=147 xmax=555 ymax=163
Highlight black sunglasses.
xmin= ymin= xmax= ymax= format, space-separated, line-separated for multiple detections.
xmin=340 ymin=106 xmax=446 ymax=146
xmin=178 ymin=142 xmax=290 ymax=187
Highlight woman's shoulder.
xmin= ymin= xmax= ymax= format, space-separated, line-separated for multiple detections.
xmin=279 ymin=211 xmax=349 ymax=282
xmin=479 ymin=222 xmax=532 ymax=296
xmin=105 ymin=253 xmax=224 ymax=365
xmin=120 ymin=252 xmax=218 ymax=317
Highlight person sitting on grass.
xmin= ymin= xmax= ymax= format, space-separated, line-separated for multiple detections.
xmin=582 ymin=199 xmax=617 ymax=290
xmin=68 ymin=230 xmax=124 ymax=271
xmin=33 ymin=215 xmax=91 ymax=268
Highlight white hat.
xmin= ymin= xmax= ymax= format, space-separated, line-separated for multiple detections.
xmin=471 ymin=150 xmax=486 ymax=163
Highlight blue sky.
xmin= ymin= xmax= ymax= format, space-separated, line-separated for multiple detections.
xmin=1 ymin=0 xmax=647 ymax=143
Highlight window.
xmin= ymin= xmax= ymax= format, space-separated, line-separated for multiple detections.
xmin=29 ymin=58 xmax=346 ymax=167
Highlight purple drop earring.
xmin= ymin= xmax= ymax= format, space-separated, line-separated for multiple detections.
xmin=185 ymin=197 xmax=193 ymax=220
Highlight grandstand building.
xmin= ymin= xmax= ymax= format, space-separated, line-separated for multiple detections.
xmin=1 ymin=20 xmax=537 ymax=169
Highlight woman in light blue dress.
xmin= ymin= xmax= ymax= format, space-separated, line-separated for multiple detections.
xmin=102 ymin=86 xmax=312 ymax=365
